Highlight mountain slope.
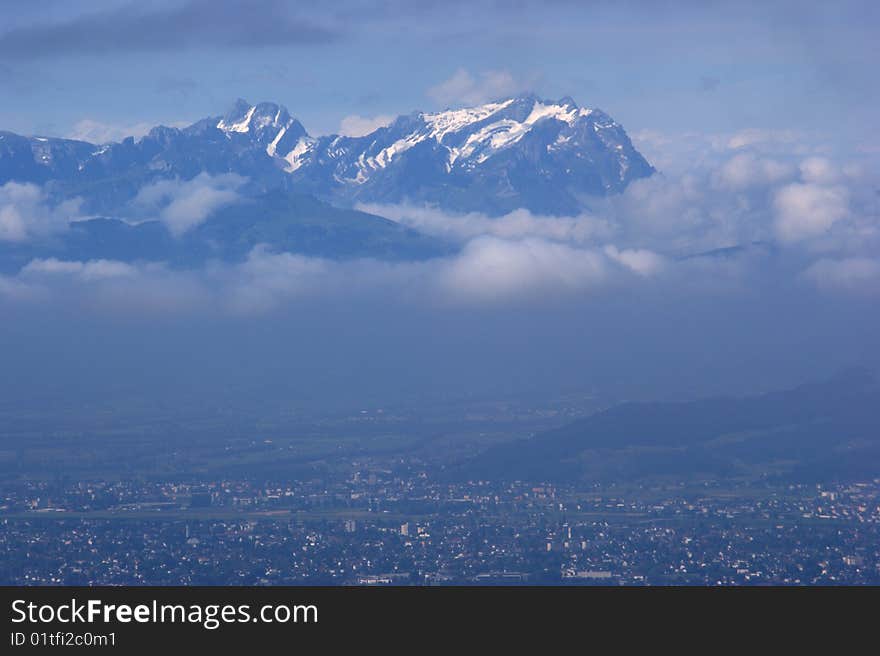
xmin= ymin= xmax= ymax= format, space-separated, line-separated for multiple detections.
xmin=451 ymin=370 xmax=880 ymax=483
xmin=0 ymin=190 xmax=450 ymax=272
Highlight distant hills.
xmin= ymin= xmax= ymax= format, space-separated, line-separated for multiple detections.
xmin=0 ymin=190 xmax=449 ymax=273
xmin=0 ymin=95 xmax=652 ymax=268
xmin=451 ymin=369 xmax=880 ymax=484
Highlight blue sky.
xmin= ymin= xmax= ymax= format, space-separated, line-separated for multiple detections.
xmin=0 ymin=0 xmax=877 ymax=144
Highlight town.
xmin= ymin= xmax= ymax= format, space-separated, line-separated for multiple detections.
xmin=3 ymin=475 xmax=878 ymax=585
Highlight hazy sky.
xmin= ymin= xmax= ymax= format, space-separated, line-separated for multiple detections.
xmin=0 ymin=0 xmax=877 ymax=144
xmin=0 ymin=0 xmax=878 ymax=414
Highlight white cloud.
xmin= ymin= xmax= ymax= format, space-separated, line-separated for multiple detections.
xmin=773 ymin=183 xmax=849 ymax=243
xmin=0 ymin=182 xmax=81 ymax=242
xmin=0 ymin=183 xmax=40 ymax=241
xmin=427 ymin=69 xmax=533 ymax=107
xmin=222 ymin=246 xmax=337 ymax=314
xmin=21 ymin=258 xmax=137 ymax=282
xmin=357 ymin=203 xmax=613 ymax=245
xmin=714 ymin=152 xmax=793 ymax=191
xmin=605 ymin=172 xmax=730 ymax=253
xmin=221 ymin=239 xmax=615 ymax=312
xmin=4 ymin=236 xmax=658 ymax=314
xmin=631 ymin=128 xmax=830 ymax=177
xmin=15 ymin=257 xmax=211 ymax=314
xmin=132 ymin=173 xmax=246 ymax=236
xmin=338 ymin=114 xmax=395 ymax=137
xmin=726 ymin=128 xmax=803 ymax=151
xmin=603 ymin=245 xmax=667 ymax=276
xmin=630 ymin=130 xmax=725 ymax=175
xmin=799 ymin=157 xmax=840 ymax=185
xmin=435 ymin=237 xmax=609 ymax=304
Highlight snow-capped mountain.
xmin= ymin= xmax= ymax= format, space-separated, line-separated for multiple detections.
xmin=0 ymin=94 xmax=654 ymax=266
xmin=281 ymin=94 xmax=653 ymax=214
xmin=0 ymin=94 xmax=651 ymax=217
xmin=216 ymin=99 xmax=309 ymax=161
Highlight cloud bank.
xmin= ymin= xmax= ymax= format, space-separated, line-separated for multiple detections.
xmin=1 ymin=125 xmax=878 ymax=316
xmin=0 ymin=182 xmax=81 ymax=242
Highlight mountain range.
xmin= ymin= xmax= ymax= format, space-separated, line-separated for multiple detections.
xmin=0 ymin=95 xmax=653 ymax=267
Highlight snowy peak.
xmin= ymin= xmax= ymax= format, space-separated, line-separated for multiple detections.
xmin=262 ymin=92 xmax=654 ymax=214
xmin=0 ymin=93 xmax=653 ymax=218
xmin=217 ymin=99 xmax=289 ymax=133
xmin=422 ymin=95 xmax=597 ymax=144
xmin=418 ymin=95 xmax=607 ymax=170
xmin=422 ymin=98 xmax=518 ymax=142
xmin=217 ymin=98 xmax=255 ymax=131
xmin=216 ymin=98 xmax=307 ymax=159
